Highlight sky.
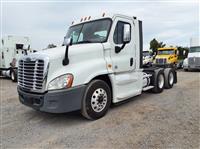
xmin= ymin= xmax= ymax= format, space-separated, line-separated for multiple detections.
xmin=1 ymin=0 xmax=199 ymax=50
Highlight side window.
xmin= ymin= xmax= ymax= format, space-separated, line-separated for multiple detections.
xmin=113 ymin=21 xmax=131 ymax=44
xmin=71 ymin=31 xmax=81 ymax=43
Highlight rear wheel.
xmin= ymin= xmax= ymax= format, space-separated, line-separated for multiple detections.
xmin=81 ymin=80 xmax=111 ymax=120
xmin=152 ymin=70 xmax=165 ymax=93
xmin=164 ymin=68 xmax=175 ymax=89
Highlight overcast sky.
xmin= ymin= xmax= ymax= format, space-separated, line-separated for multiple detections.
xmin=1 ymin=0 xmax=199 ymax=50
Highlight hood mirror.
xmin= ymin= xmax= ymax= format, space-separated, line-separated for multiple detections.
xmin=63 ymin=36 xmax=72 ymax=46
xmin=63 ymin=37 xmax=72 ymax=66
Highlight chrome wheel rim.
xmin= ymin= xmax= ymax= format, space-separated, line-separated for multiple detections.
xmin=11 ymin=72 xmax=14 ymax=80
xmin=91 ymin=88 xmax=107 ymax=113
xmin=169 ymin=72 xmax=174 ymax=85
xmin=158 ymin=74 xmax=164 ymax=89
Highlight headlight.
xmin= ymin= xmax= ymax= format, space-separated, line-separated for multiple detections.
xmin=48 ymin=74 xmax=73 ymax=90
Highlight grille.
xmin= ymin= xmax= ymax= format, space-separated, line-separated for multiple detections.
xmin=156 ymin=58 xmax=167 ymax=64
xmin=18 ymin=59 xmax=45 ymax=91
xmin=188 ymin=57 xmax=200 ymax=66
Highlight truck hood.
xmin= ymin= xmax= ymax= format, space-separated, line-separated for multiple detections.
xmin=188 ymin=52 xmax=200 ymax=58
xmin=36 ymin=43 xmax=102 ymax=60
xmin=34 ymin=43 xmax=105 ymax=89
xmin=155 ymin=55 xmax=171 ymax=59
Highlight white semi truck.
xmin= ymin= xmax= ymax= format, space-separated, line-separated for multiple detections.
xmin=0 ymin=36 xmax=33 ymax=81
xmin=183 ymin=37 xmax=200 ymax=71
xmin=18 ymin=14 xmax=177 ymax=120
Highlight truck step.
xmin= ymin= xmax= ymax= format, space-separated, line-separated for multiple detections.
xmin=142 ymin=85 xmax=154 ymax=91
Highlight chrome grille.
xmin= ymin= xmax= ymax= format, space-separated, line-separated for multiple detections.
xmin=18 ymin=59 xmax=45 ymax=91
xmin=156 ymin=58 xmax=167 ymax=64
xmin=188 ymin=57 xmax=200 ymax=66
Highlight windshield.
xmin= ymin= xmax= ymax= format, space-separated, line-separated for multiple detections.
xmin=158 ymin=49 xmax=175 ymax=55
xmin=190 ymin=47 xmax=200 ymax=53
xmin=65 ymin=19 xmax=112 ymax=44
xmin=143 ymin=51 xmax=150 ymax=57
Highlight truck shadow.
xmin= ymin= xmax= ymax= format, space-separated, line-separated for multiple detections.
xmin=21 ymin=92 xmax=153 ymax=128
xmin=0 ymin=76 xmax=11 ymax=80
xmin=177 ymin=69 xmax=200 ymax=72
xmin=23 ymin=109 xmax=90 ymax=127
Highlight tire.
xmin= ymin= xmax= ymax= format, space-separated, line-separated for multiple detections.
xmin=10 ymin=68 xmax=17 ymax=82
xmin=152 ymin=70 xmax=165 ymax=93
xmin=81 ymin=80 xmax=111 ymax=120
xmin=164 ymin=68 xmax=174 ymax=89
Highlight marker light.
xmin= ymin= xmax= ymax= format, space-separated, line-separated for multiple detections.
xmin=72 ymin=21 xmax=74 ymax=25
xmin=102 ymin=12 xmax=105 ymax=17
xmin=84 ymin=17 xmax=87 ymax=21
xmin=80 ymin=18 xmax=83 ymax=22
xmin=88 ymin=16 xmax=91 ymax=20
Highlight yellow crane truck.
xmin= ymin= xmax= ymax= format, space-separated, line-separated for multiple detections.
xmin=154 ymin=47 xmax=178 ymax=66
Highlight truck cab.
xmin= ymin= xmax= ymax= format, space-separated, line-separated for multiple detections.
xmin=154 ymin=47 xmax=178 ymax=66
xmin=183 ymin=37 xmax=200 ymax=71
xmin=0 ymin=36 xmax=33 ymax=81
xmin=18 ymin=14 xmax=177 ymax=120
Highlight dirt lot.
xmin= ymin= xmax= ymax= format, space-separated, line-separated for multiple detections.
xmin=1 ymin=70 xmax=200 ymax=149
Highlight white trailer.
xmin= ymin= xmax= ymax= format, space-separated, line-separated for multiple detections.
xmin=18 ymin=14 xmax=177 ymax=120
xmin=0 ymin=36 xmax=33 ymax=81
xmin=183 ymin=37 xmax=200 ymax=71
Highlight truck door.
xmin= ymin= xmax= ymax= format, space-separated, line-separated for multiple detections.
xmin=110 ymin=18 xmax=135 ymax=73
xmin=108 ymin=17 xmax=143 ymax=102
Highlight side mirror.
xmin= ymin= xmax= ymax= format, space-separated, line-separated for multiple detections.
xmin=123 ymin=24 xmax=131 ymax=43
xmin=115 ymin=24 xmax=131 ymax=54
xmin=176 ymin=50 xmax=179 ymax=56
xmin=63 ymin=37 xmax=72 ymax=46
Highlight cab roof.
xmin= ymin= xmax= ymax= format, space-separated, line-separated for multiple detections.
xmin=70 ymin=13 xmax=138 ymax=27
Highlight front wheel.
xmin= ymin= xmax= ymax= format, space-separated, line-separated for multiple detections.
xmin=81 ymin=80 xmax=111 ymax=120
xmin=10 ymin=68 xmax=17 ymax=82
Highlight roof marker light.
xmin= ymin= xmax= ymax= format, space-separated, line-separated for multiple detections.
xmin=88 ymin=16 xmax=91 ymax=20
xmin=102 ymin=12 xmax=105 ymax=17
xmin=72 ymin=21 xmax=74 ymax=25
xmin=84 ymin=17 xmax=87 ymax=21
xmin=80 ymin=18 xmax=83 ymax=22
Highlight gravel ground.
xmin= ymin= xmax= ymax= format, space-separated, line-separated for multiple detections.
xmin=1 ymin=70 xmax=200 ymax=149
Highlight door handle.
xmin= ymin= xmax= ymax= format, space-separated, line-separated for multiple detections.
xmin=130 ymin=57 xmax=133 ymax=66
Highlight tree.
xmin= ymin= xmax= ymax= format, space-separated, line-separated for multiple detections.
xmin=47 ymin=44 xmax=57 ymax=49
xmin=177 ymin=46 xmax=189 ymax=60
xmin=150 ymin=38 xmax=166 ymax=55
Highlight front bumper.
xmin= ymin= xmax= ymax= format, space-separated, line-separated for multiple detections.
xmin=18 ymin=85 xmax=86 ymax=113
xmin=188 ymin=65 xmax=200 ymax=70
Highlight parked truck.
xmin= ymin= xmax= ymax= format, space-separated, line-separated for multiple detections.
xmin=18 ymin=14 xmax=177 ymax=120
xmin=0 ymin=36 xmax=33 ymax=81
xmin=183 ymin=37 xmax=200 ymax=71
xmin=143 ymin=50 xmax=153 ymax=66
xmin=154 ymin=47 xmax=178 ymax=66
